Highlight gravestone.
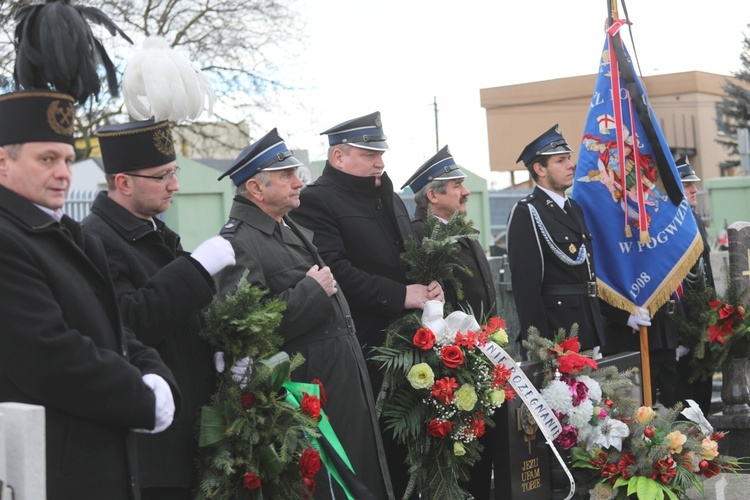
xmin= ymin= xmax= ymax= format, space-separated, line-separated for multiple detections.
xmin=709 ymin=221 xmax=750 ymax=465
xmin=493 ymin=351 xmax=642 ymax=499
xmin=0 ymin=403 xmax=46 ymax=499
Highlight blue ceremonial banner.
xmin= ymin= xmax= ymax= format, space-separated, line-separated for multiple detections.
xmin=572 ymin=20 xmax=703 ymax=315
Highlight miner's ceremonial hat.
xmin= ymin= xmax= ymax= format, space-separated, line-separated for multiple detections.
xmin=0 ymin=91 xmax=75 ymax=146
xmin=97 ymin=120 xmax=176 ymax=174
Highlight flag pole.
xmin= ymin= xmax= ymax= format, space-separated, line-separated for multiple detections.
xmin=607 ymin=0 xmax=653 ymax=407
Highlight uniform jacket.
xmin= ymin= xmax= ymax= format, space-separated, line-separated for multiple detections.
xmin=411 ymin=206 xmax=497 ymax=320
xmin=214 ymin=197 xmax=394 ymax=500
xmin=82 ymin=191 xmax=215 ymax=491
xmin=0 ymin=185 xmax=178 ymax=500
xmin=292 ymin=164 xmax=414 ymax=348
xmin=506 ymin=186 xmax=605 ymax=349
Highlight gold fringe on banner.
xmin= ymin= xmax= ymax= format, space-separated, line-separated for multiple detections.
xmin=596 ymin=229 xmax=704 ymax=316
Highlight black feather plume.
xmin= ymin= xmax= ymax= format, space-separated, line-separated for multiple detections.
xmin=13 ymin=0 xmax=132 ymax=103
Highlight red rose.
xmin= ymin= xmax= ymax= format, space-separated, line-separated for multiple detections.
xmin=241 ymin=392 xmax=256 ymax=410
xmin=243 ymin=471 xmax=261 ymax=489
xmin=301 ymin=393 xmax=321 ymax=420
xmin=310 ymin=378 xmax=327 ymax=406
xmin=299 ymin=448 xmax=322 ymax=478
xmin=413 ymin=327 xmax=436 ymax=350
xmin=427 ymin=419 xmax=452 ymax=438
xmin=440 ymin=345 xmax=465 ymax=368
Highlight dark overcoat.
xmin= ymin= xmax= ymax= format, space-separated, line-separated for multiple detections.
xmin=506 ymin=186 xmax=605 ymax=349
xmin=411 ymin=205 xmax=497 ymax=320
xmin=292 ymin=164 xmax=414 ymax=349
xmin=82 ymin=191 xmax=215 ymax=491
xmin=0 ymin=185 xmax=178 ymax=500
xmin=214 ymin=197 xmax=394 ymax=500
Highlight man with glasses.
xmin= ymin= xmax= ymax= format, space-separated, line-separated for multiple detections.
xmin=82 ymin=119 xmax=235 ymax=499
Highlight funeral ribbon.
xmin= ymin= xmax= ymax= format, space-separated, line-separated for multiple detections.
xmin=422 ymin=301 xmax=576 ymax=500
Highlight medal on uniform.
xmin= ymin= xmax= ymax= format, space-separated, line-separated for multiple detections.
xmin=569 ymin=243 xmax=576 ymax=253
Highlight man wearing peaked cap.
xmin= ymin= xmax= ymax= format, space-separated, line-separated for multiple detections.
xmin=0 ymin=91 xmax=181 ymax=500
xmin=506 ymin=124 xmax=606 ymax=350
xmin=214 ymin=129 xmax=394 ymax=500
xmin=292 ymin=112 xmax=442 ymax=498
xmin=82 ymin=118 xmax=236 ymax=499
xmin=673 ymin=155 xmax=715 ymax=415
xmin=405 ymin=145 xmax=499 ymax=499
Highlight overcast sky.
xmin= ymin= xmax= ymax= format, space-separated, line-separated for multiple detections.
xmin=250 ymin=0 xmax=750 ymax=190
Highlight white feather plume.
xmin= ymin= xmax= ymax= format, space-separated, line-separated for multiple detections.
xmin=122 ymin=36 xmax=215 ymax=123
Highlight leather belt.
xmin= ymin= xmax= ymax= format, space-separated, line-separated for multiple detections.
xmin=542 ymin=282 xmax=598 ymax=298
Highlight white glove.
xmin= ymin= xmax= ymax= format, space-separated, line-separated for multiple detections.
xmin=191 ymin=236 xmax=235 ymax=276
xmin=214 ymin=352 xmax=252 ymax=389
xmin=626 ymin=307 xmax=651 ymax=331
xmin=133 ymin=373 xmax=175 ymax=434
xmin=676 ymin=345 xmax=690 ymax=361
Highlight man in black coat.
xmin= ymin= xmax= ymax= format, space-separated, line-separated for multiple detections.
xmin=291 ymin=112 xmax=442 ymax=498
xmin=403 ymin=145 xmax=499 ymax=500
xmin=674 ymin=156 xmax=715 ymax=414
xmin=214 ymin=129 xmax=394 ymax=500
xmin=81 ymin=120 xmax=235 ymax=500
xmin=506 ymin=125 xmax=606 ymax=350
xmin=0 ymin=91 xmax=179 ymax=500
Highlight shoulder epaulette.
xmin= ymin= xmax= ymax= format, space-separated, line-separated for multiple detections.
xmin=220 ymin=218 xmax=242 ymax=235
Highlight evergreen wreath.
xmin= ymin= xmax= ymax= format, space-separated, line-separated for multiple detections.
xmin=196 ymin=275 xmax=324 ymax=499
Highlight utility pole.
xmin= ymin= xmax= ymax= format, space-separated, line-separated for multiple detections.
xmin=433 ymin=96 xmax=439 ymax=152
xmin=739 ymin=127 xmax=749 ymax=175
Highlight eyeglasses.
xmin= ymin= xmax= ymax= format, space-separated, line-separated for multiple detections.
xmin=124 ymin=166 xmax=180 ymax=183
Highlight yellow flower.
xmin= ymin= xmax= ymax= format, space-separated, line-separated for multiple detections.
xmin=489 ymin=389 xmax=506 ymax=407
xmin=635 ymin=406 xmax=655 ymax=424
xmin=491 ymin=329 xmax=508 ymax=345
xmin=406 ymin=363 xmax=435 ymax=390
xmin=701 ymin=438 xmax=719 ymax=460
xmin=455 ymin=384 xmax=478 ymax=411
xmin=665 ymin=430 xmax=687 ymax=454
xmin=453 ymin=441 xmax=466 ymax=456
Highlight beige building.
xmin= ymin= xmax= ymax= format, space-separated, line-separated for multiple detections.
xmin=480 ymin=71 xmax=744 ymax=186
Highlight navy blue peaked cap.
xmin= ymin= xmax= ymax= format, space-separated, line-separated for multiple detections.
xmin=218 ymin=128 xmax=303 ymax=186
xmin=401 ymin=145 xmax=466 ymax=192
xmin=321 ymin=111 xmax=389 ymax=151
xmin=676 ymin=155 xmax=700 ymax=182
xmin=516 ymin=124 xmax=574 ymax=168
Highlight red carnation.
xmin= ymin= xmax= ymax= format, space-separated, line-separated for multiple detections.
xmin=299 ymin=448 xmax=322 ymax=478
xmin=413 ymin=327 xmax=436 ymax=350
xmin=440 ymin=345 xmax=465 ymax=368
xmin=301 ymin=392 xmax=321 ymax=420
xmin=243 ymin=471 xmax=261 ymax=489
xmin=427 ymin=419 xmax=452 ymax=438
xmin=557 ymin=352 xmax=597 ymax=374
xmin=241 ymin=392 xmax=256 ymax=410
xmin=310 ymin=378 xmax=327 ymax=406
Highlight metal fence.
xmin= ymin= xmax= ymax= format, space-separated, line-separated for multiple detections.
xmin=64 ymin=189 xmax=97 ymax=222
